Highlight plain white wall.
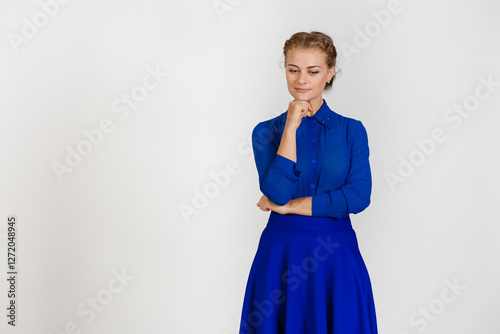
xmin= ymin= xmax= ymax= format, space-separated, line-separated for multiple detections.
xmin=1 ymin=0 xmax=499 ymax=333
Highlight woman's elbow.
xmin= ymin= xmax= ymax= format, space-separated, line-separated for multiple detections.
xmin=352 ymin=195 xmax=371 ymax=214
xmin=260 ymin=186 xmax=291 ymax=206
xmin=267 ymin=192 xmax=291 ymax=206
xmin=272 ymin=196 xmax=290 ymax=206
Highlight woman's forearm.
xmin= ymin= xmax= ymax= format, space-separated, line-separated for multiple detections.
xmin=275 ymin=125 xmax=311 ymax=215
xmin=276 ymin=125 xmax=297 ymax=162
xmin=286 ymin=196 xmax=312 ymax=216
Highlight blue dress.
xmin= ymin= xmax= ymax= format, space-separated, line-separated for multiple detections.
xmin=239 ymin=99 xmax=378 ymax=333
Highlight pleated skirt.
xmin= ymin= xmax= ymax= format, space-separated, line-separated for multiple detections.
xmin=239 ymin=211 xmax=378 ymax=334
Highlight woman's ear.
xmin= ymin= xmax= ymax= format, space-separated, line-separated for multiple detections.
xmin=329 ymin=66 xmax=335 ymax=81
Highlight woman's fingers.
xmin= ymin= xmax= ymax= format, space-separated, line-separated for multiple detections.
xmin=293 ymin=100 xmax=313 ymax=117
xmin=257 ymin=195 xmax=272 ymax=211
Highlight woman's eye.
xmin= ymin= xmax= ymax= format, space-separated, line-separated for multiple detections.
xmin=288 ymin=69 xmax=319 ymax=74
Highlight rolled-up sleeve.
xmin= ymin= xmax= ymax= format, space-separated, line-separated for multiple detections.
xmin=252 ymin=122 xmax=301 ymax=206
xmin=311 ymin=120 xmax=372 ymax=218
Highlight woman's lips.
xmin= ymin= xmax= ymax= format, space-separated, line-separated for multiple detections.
xmin=295 ymin=88 xmax=310 ymax=93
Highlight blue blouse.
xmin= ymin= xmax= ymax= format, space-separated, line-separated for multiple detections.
xmin=252 ymin=99 xmax=372 ymax=219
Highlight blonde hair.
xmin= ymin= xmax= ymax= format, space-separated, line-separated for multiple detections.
xmin=283 ymin=31 xmax=340 ymax=90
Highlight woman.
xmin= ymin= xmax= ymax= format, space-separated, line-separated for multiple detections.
xmin=239 ymin=31 xmax=378 ymax=333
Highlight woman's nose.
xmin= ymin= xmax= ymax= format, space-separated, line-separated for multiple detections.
xmin=298 ymin=72 xmax=307 ymax=84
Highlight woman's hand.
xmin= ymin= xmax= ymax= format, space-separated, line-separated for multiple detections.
xmin=257 ymin=195 xmax=290 ymax=215
xmin=285 ymin=100 xmax=313 ymax=131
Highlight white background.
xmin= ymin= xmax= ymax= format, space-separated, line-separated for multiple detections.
xmin=1 ymin=0 xmax=499 ymax=333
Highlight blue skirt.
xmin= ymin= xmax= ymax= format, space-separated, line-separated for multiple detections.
xmin=239 ymin=211 xmax=378 ymax=334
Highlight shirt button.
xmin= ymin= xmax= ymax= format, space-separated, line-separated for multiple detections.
xmin=310 ymin=139 xmax=315 ymax=143
xmin=311 ymin=159 xmax=316 ymax=164
xmin=310 ymin=184 xmax=315 ymax=188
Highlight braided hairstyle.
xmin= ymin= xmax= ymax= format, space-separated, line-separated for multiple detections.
xmin=283 ymin=31 xmax=340 ymax=91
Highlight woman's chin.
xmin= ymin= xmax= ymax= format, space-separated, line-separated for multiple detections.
xmin=291 ymin=93 xmax=311 ymax=101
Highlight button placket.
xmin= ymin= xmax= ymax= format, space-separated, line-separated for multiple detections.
xmin=309 ymin=122 xmax=317 ymax=194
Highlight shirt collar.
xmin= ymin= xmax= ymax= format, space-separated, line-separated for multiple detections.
xmin=311 ymin=99 xmax=332 ymax=128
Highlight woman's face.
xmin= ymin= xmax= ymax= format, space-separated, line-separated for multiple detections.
xmin=285 ymin=48 xmax=334 ymax=107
